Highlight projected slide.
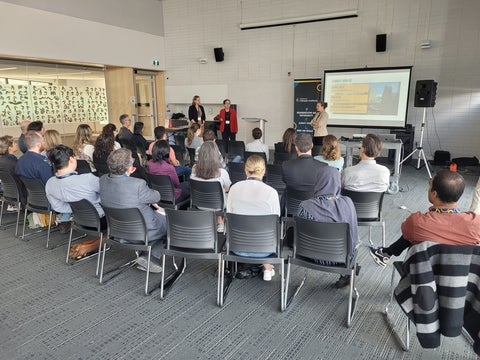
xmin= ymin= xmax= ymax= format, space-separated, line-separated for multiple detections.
xmin=323 ymin=67 xmax=412 ymax=128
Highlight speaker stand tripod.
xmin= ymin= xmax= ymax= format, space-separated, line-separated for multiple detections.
xmin=400 ymin=108 xmax=432 ymax=178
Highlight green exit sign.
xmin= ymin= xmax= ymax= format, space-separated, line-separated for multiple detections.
xmin=152 ymin=60 xmax=160 ymax=66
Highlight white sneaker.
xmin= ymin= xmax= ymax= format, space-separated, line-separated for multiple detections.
xmin=263 ymin=268 xmax=275 ymax=281
xmin=136 ymin=256 xmax=163 ymax=273
xmin=217 ymin=223 xmax=225 ymax=233
xmin=7 ymin=204 xmax=18 ymax=212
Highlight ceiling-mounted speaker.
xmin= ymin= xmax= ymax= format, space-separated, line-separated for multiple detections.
xmin=214 ymin=47 xmax=224 ymax=62
xmin=376 ymin=34 xmax=387 ymax=52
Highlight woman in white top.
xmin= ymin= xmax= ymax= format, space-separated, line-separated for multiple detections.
xmin=191 ymin=141 xmax=231 ymax=232
xmin=226 ymin=155 xmax=280 ymax=281
xmin=314 ymin=134 xmax=344 ymax=172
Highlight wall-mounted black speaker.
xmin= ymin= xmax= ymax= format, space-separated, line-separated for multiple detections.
xmin=214 ymin=47 xmax=224 ymax=62
xmin=376 ymin=34 xmax=387 ymax=52
xmin=414 ymin=80 xmax=437 ymax=107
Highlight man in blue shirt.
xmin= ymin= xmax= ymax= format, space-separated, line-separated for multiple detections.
xmin=15 ymin=130 xmax=53 ymax=185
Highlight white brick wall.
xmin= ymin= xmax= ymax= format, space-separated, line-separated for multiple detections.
xmin=163 ymin=0 xmax=480 ymax=158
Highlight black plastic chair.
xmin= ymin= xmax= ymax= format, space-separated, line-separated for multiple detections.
xmin=282 ymin=188 xmax=314 ymax=239
xmin=146 ymin=173 xmax=189 ymax=210
xmin=228 ymin=141 xmax=245 ymax=162
xmin=189 ymin=179 xmax=225 ymax=214
xmin=68 ymin=199 xmax=105 ymax=274
xmin=75 ymin=159 xmax=92 ymax=175
xmin=171 ymin=144 xmax=186 ymax=166
xmin=285 ymin=216 xmax=359 ymax=327
xmin=161 ymin=209 xmax=224 ymax=303
xmin=92 ymin=155 xmax=110 ymax=177
xmin=342 ymin=189 xmax=385 ymax=247
xmin=312 ymin=145 xmax=322 ymax=156
xmin=244 ymin=151 xmax=267 ymax=164
xmin=20 ymin=177 xmax=55 ymax=248
xmin=266 ymin=164 xmax=286 ymax=196
xmin=228 ymin=162 xmax=246 ymax=185
xmin=0 ymin=170 xmax=23 ymax=236
xmin=220 ymin=213 xmax=284 ymax=310
xmin=100 ymin=206 xmax=164 ymax=295
xmin=274 ymin=151 xmax=297 ymax=165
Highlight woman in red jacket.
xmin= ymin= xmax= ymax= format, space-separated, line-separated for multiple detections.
xmin=218 ymin=98 xmax=238 ymax=154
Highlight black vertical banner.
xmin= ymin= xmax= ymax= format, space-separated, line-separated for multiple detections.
xmin=293 ymin=79 xmax=322 ymax=133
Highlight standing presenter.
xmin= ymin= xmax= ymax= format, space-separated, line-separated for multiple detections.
xmin=310 ymin=101 xmax=329 ymax=146
xmin=218 ymin=99 xmax=238 ymax=154
xmin=188 ymin=95 xmax=206 ymax=126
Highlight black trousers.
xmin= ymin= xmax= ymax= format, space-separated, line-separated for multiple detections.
xmin=222 ymin=125 xmax=236 ymax=153
xmin=383 ymin=236 xmax=411 ymax=256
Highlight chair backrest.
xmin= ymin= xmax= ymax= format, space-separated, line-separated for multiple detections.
xmin=342 ymin=189 xmax=384 ymax=221
xmin=165 ymin=208 xmax=218 ymax=251
xmin=20 ymin=177 xmax=51 ymax=212
xmin=92 ymin=155 xmax=110 ymax=177
xmin=174 ymin=132 xmax=186 ymax=148
xmin=274 ymin=151 xmax=297 ymax=165
xmin=228 ymin=141 xmax=245 ymax=159
xmin=285 ymin=188 xmax=314 ymax=217
xmin=226 ymin=213 xmax=280 ymax=255
xmin=293 ymin=216 xmax=352 ymax=267
xmin=68 ymin=199 xmax=101 ymax=231
xmin=244 ymin=151 xmax=267 ymax=164
xmin=102 ymin=206 xmax=148 ymax=243
xmin=75 ymin=159 xmax=92 ymax=174
xmin=266 ymin=164 xmax=286 ymax=194
xmin=187 ymin=147 xmax=196 ymax=166
xmin=189 ymin=178 xmax=224 ymax=211
xmin=228 ymin=162 xmax=246 ymax=184
xmin=146 ymin=173 xmax=176 ymax=205
xmin=312 ymin=145 xmax=322 ymax=156
xmin=171 ymin=144 xmax=185 ymax=165
xmin=215 ymin=139 xmax=227 ymax=156
xmin=0 ymin=170 xmax=20 ymax=202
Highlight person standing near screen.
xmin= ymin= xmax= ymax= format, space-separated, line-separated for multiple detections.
xmin=188 ymin=95 xmax=206 ymax=126
xmin=218 ymin=99 xmax=238 ymax=154
xmin=310 ymin=101 xmax=329 ymax=146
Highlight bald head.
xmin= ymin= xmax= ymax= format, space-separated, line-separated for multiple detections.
xmin=20 ymin=119 xmax=31 ymax=134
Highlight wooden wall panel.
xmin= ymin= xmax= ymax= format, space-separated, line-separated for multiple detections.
xmin=105 ymin=67 xmax=135 ymax=128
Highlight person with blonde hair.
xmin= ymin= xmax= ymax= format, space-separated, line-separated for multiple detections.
xmin=188 ymin=95 xmax=205 ymax=125
xmin=314 ymin=134 xmax=344 ymax=172
xmin=72 ymin=124 xmax=95 ymax=161
xmin=43 ymin=129 xmax=62 ymax=153
xmin=191 ymin=141 xmax=231 ymax=232
xmin=227 ymin=155 xmax=280 ymax=281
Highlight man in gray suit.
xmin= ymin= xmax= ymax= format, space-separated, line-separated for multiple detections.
xmin=100 ymin=148 xmax=166 ymax=273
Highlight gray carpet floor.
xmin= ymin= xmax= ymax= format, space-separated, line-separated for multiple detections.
xmin=0 ymin=163 xmax=479 ymax=359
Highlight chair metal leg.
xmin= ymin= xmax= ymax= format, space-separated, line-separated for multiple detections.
xmin=219 ymin=259 xmax=225 ymax=307
xmin=221 ymin=261 xmax=235 ymax=306
xmin=280 ymin=261 xmax=285 ymax=311
xmin=99 ymin=244 xmax=137 ymax=286
xmin=285 ymin=264 xmax=308 ymax=309
xmin=347 ymin=268 xmax=359 ymax=327
xmin=66 ymin=226 xmax=74 ymax=264
xmin=95 ymin=233 xmax=103 ymax=276
xmin=99 ymin=242 xmax=107 ymax=284
xmin=382 ymin=221 xmax=386 ymax=248
xmin=216 ymin=257 xmax=222 ymax=306
xmin=45 ymin=212 xmax=53 ymax=249
xmin=159 ymin=257 xmax=186 ymax=298
xmin=144 ymin=248 xmax=151 ymax=295
xmin=384 ymin=264 xmax=410 ymax=351
xmin=368 ymin=226 xmax=374 ymax=247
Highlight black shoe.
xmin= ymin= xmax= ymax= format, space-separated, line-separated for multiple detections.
xmin=335 ymin=275 xmax=351 ymax=288
xmin=356 ymin=264 xmax=361 ymax=276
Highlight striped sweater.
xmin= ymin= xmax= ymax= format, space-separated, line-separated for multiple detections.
xmin=394 ymin=241 xmax=480 ymax=354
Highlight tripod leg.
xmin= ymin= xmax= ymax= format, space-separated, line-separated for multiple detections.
xmin=419 ymin=149 xmax=432 ymax=178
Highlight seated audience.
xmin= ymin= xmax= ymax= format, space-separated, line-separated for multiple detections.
xmin=101 ymin=123 xmax=121 ymax=149
xmin=117 ymin=114 xmax=133 ymax=142
xmin=45 ymin=145 xmax=105 ymax=229
xmin=93 ymin=133 xmax=116 ymax=176
xmin=0 ymin=135 xmax=27 ymax=206
xmin=314 ymin=134 xmax=344 ymax=172
xmin=227 ymin=155 xmax=280 ymax=281
xmin=27 ymin=120 xmax=45 ymax=134
xmin=191 ymin=141 xmax=231 ymax=232
xmin=470 ymin=177 xmax=480 ymax=214
xmin=147 ymin=126 xmax=191 ymax=180
xmin=274 ymin=127 xmax=297 ymax=154
xmin=18 ymin=119 xmax=31 ymax=154
xmin=195 ymin=129 xmax=226 ymax=167
xmin=342 ymin=134 xmax=389 ymax=192
xmin=99 ymin=148 xmax=166 ymax=273
xmin=42 ymin=129 xmax=62 ymax=155
xmin=132 ymin=122 xmax=149 ymax=151
xmin=185 ymin=123 xmax=203 ymax=149
xmin=246 ymin=127 xmax=269 ymax=162
xmin=15 ymin=131 xmax=53 ymax=185
xmin=370 ymin=170 xmax=480 ymax=267
xmin=298 ymin=166 xmax=358 ymax=288
xmin=147 ymin=140 xmax=190 ymax=203
xmin=282 ymin=132 xmax=327 ymax=193
xmin=72 ymin=124 xmax=95 ymax=162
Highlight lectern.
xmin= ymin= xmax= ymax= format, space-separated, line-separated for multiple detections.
xmin=242 ymin=117 xmax=268 ymax=143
